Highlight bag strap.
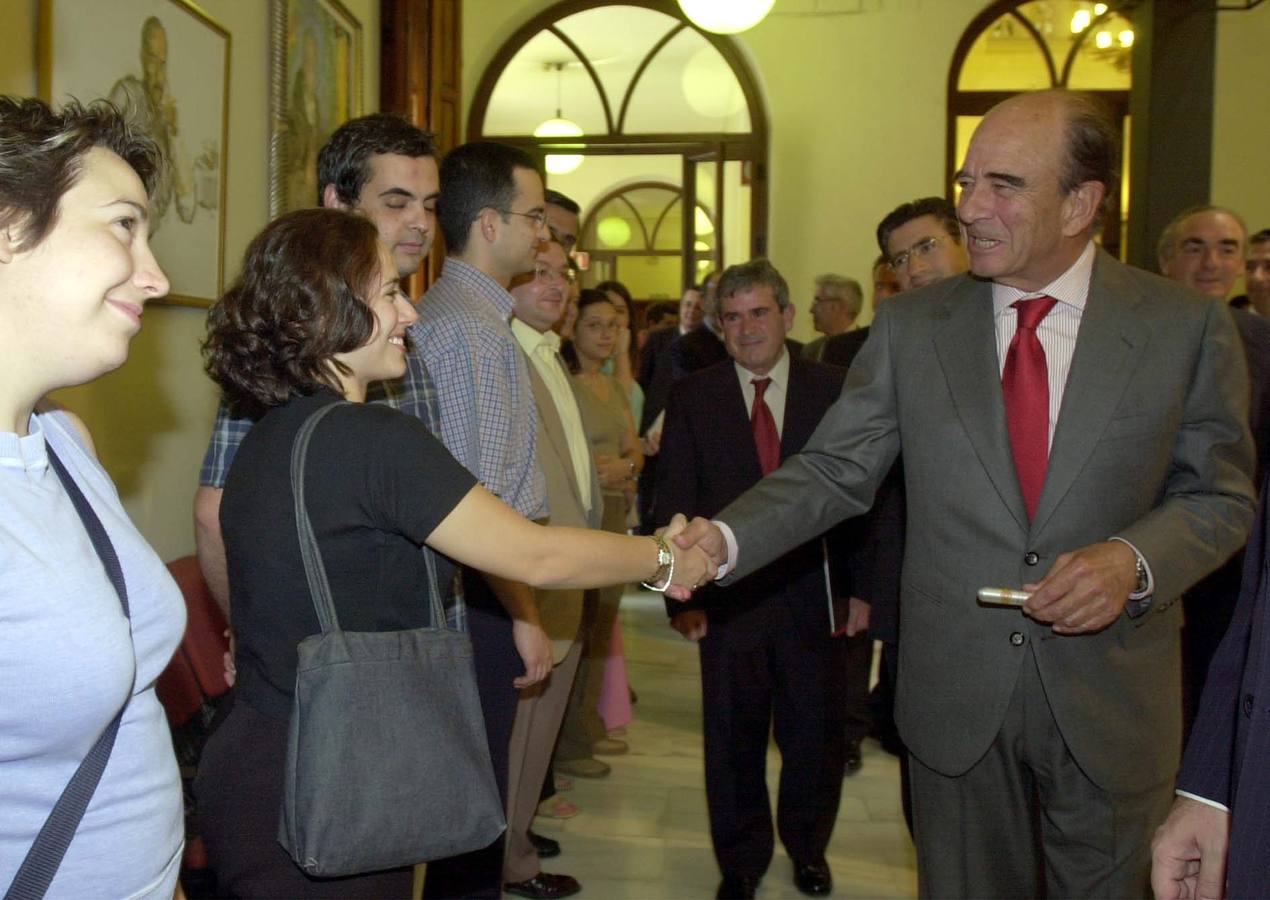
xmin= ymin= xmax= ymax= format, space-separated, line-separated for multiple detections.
xmin=5 ymin=446 xmax=131 ymax=900
xmin=290 ymin=402 xmax=450 ymax=633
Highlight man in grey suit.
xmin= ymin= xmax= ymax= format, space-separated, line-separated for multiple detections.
xmin=670 ymin=90 xmax=1257 ymax=897
xmin=503 ymin=240 xmax=603 ymax=900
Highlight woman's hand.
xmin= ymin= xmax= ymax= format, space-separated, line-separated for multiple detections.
xmin=613 ymin=326 xmax=631 ymax=359
xmin=662 ymin=514 xmax=717 ymax=592
xmin=595 ymin=453 xmax=634 ymax=490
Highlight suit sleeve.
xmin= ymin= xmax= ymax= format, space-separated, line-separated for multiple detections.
xmin=654 ymin=383 xmax=705 ymax=617
xmin=1176 ymin=477 xmax=1267 ymax=805
xmin=719 ymin=307 xmax=902 ymax=583
xmin=1118 ymin=299 xmax=1257 ymax=602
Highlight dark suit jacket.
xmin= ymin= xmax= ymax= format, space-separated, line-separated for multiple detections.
xmin=638 ymin=327 xmax=681 ymax=434
xmin=1177 ymin=476 xmax=1270 ymax=896
xmin=670 ymin=327 xmax=728 ymax=381
xmin=716 ymin=252 xmax=1257 ymax=792
xmin=653 ymin=355 xmax=848 ymax=639
xmin=820 ymin=326 xmax=906 ymax=644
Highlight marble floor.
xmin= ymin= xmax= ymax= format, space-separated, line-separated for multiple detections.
xmin=525 ymin=588 xmax=919 ymax=899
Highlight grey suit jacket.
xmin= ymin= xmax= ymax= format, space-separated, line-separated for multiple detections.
xmin=521 ymin=346 xmax=604 ymax=663
xmin=718 ymin=252 xmax=1257 ymax=792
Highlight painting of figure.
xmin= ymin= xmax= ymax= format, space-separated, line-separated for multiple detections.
xmin=41 ymin=0 xmax=229 ymax=306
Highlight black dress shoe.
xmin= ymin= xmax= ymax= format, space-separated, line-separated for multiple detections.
xmin=503 ymin=872 xmax=581 ymax=899
xmin=715 ymin=874 xmax=760 ymax=899
xmin=845 ymin=738 xmax=863 ymax=775
xmin=793 ymin=859 xmax=833 ymax=896
xmin=528 ymin=829 xmax=561 ymax=858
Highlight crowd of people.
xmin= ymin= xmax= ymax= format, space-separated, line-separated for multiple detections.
xmin=3 ymin=83 xmax=1270 ymax=900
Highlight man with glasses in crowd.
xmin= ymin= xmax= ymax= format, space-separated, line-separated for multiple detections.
xmin=877 ymin=196 xmax=970 ymax=293
xmin=803 ymin=274 xmax=862 ymax=363
xmin=388 ymin=140 xmax=554 ymax=898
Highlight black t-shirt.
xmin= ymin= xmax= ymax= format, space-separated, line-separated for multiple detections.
xmin=222 ymin=389 xmax=477 ymax=719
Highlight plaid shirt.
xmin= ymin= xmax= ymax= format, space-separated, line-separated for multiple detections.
xmin=382 ymin=257 xmax=547 ymax=520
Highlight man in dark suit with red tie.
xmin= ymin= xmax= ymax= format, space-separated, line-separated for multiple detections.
xmin=653 ymin=260 xmax=853 ymax=900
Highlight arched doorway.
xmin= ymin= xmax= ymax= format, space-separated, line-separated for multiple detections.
xmin=468 ymin=0 xmax=768 ymax=303
xmin=948 ymin=1 xmax=1135 ymax=257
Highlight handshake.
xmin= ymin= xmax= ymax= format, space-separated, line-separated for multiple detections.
xmin=656 ymin=515 xmax=729 ymax=600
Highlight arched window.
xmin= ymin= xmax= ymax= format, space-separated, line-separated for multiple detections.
xmin=469 ymin=0 xmax=768 ymax=299
xmin=948 ymin=1 xmax=1133 ymax=257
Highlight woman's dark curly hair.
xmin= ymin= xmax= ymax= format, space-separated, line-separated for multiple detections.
xmin=203 ymin=208 xmax=381 ymax=418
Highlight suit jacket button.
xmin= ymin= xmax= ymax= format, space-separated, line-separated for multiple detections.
xmin=1024 ymin=551 xmax=1040 ymax=566
xmin=1009 ymin=631 xmax=1026 ymax=646
xmin=1244 ymin=693 xmax=1255 ymax=716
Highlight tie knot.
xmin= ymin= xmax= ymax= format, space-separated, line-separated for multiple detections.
xmin=1012 ymin=297 xmax=1058 ymax=332
xmin=751 ymin=377 xmax=771 ymax=399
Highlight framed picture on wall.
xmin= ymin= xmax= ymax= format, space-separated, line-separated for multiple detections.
xmin=269 ymin=0 xmax=363 ymax=217
xmin=39 ymin=0 xmax=231 ymax=308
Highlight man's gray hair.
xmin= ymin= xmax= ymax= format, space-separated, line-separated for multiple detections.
xmin=814 ymin=274 xmax=863 ymax=318
xmin=1158 ymin=204 xmax=1248 ymax=264
xmin=717 ymin=258 xmax=790 ymax=310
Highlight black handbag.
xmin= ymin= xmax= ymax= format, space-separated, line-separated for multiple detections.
xmin=277 ymin=403 xmax=505 ymax=877
xmin=5 ymin=447 xmax=133 ymax=900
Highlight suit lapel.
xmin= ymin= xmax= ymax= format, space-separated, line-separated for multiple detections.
xmin=718 ymin=364 xmax=765 ymax=480
xmin=931 ymin=278 xmax=1030 ymax=532
xmin=520 ymin=347 xmax=589 ymax=514
xmin=1032 ymin=254 xmax=1146 ymax=533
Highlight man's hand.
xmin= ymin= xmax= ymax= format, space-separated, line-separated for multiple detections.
xmin=512 ymin=619 xmax=553 ymax=689
xmin=1023 ymin=540 xmax=1137 ymax=634
xmin=664 ymin=516 xmax=728 ymax=601
xmin=671 ymin=610 xmax=708 ymax=642
xmin=1150 ymin=796 xmax=1229 ymax=900
xmin=845 ymin=597 xmax=870 ymax=637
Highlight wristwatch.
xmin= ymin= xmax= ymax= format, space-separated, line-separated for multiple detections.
xmin=641 ymin=535 xmax=674 ymax=592
xmin=1125 ymin=553 xmax=1152 ymax=619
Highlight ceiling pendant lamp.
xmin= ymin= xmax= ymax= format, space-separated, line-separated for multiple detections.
xmin=535 ymin=62 xmax=584 ymax=175
xmin=677 ymin=0 xmax=775 ymax=35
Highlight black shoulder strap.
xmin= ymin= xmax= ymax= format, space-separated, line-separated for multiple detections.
xmin=5 ymin=445 xmax=131 ymax=900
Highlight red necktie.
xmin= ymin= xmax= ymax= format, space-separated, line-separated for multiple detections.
xmin=751 ymin=377 xmax=781 ymax=475
xmin=1002 ymin=297 xmax=1058 ymax=520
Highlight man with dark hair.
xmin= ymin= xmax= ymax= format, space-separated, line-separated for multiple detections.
xmin=656 ymin=259 xmax=860 ymax=900
xmin=876 ymin=196 xmax=969 ymax=293
xmin=544 ymin=188 xmax=581 ymax=253
xmin=195 ymin=112 xmax=440 ymax=611
xmin=671 ymin=89 xmax=1256 ymax=896
xmin=398 ymin=139 xmax=553 ymax=898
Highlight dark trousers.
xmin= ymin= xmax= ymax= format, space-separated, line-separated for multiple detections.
xmin=909 ymin=648 xmax=1170 ymax=898
xmin=196 ymin=699 xmax=413 ymax=899
xmin=870 ymin=641 xmax=913 ymax=836
xmin=423 ymin=575 xmax=521 ymax=899
xmin=699 ymin=596 xmax=847 ymax=879
xmin=843 ymin=630 xmax=872 ymax=744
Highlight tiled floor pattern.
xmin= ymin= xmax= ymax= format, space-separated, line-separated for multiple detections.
xmin=525 ymin=588 xmax=919 ymax=899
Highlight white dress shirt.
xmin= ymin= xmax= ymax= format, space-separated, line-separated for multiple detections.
xmin=734 ymin=348 xmax=791 ymax=438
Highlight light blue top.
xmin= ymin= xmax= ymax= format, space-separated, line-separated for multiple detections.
xmin=0 ymin=411 xmax=185 ymax=899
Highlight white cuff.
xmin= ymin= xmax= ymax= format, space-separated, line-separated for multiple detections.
xmin=1175 ymin=790 xmax=1229 ymax=813
xmin=1108 ymin=536 xmax=1154 ymax=599
xmin=714 ymin=519 xmax=739 ymax=580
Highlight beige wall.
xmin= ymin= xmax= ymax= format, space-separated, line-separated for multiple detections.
xmin=3 ymin=0 xmax=381 ymax=560
xmin=1212 ymin=0 xmax=1270 ymax=241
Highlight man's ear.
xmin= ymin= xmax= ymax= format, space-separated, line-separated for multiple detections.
xmin=475 ymin=207 xmax=501 ymax=245
xmin=322 ymin=183 xmax=348 ymax=210
xmin=783 ymin=301 xmax=796 ymax=331
xmin=1062 ymin=180 xmax=1105 ymax=237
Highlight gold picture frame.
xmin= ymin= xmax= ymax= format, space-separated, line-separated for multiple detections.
xmin=39 ymin=0 xmax=231 ymax=308
xmin=269 ymin=0 xmax=363 ymax=218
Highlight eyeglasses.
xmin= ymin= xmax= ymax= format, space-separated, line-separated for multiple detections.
xmin=811 ymin=295 xmax=842 ymax=306
xmin=502 ymin=208 xmax=548 ymax=228
xmin=889 ymin=235 xmax=946 ymax=271
xmin=548 ymin=223 xmax=578 ymax=251
xmin=534 ymin=265 xmax=575 ymax=285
